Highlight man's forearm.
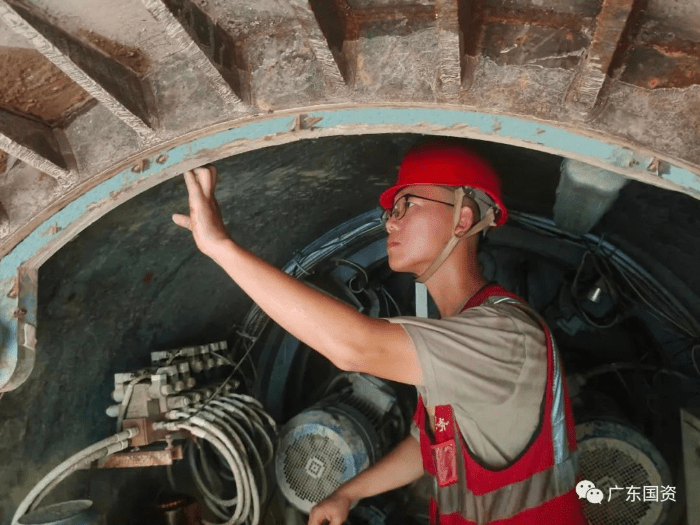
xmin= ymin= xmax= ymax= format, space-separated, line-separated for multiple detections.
xmin=209 ymin=239 xmax=381 ymax=370
xmin=336 ymin=435 xmax=425 ymax=502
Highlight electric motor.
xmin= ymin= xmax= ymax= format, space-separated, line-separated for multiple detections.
xmin=275 ymin=373 xmax=406 ymax=513
xmin=576 ymin=420 xmax=674 ymax=525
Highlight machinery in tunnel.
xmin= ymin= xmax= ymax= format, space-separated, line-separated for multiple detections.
xmin=6 ymin=163 xmax=700 ymax=525
xmin=2 ymin=0 xmax=700 ymax=522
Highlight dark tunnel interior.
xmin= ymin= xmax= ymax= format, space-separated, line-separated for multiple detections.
xmin=2 ymin=134 xmax=700 ymax=525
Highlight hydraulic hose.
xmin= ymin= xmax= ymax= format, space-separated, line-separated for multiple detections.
xmin=32 ymin=441 xmax=130 ymax=509
xmin=208 ymin=400 xmax=268 ymax=500
xmin=12 ymin=428 xmax=138 ymax=525
xmin=159 ymin=420 xmax=246 ymax=525
xmin=215 ymin=397 xmax=274 ymax=465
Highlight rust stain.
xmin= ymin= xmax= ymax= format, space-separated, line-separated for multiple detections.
xmin=292 ymin=114 xmax=323 ymax=131
xmin=0 ymin=47 xmax=93 ymax=125
xmin=7 ymin=276 xmax=19 ymax=299
xmin=87 ymin=201 xmax=104 ymax=213
xmin=621 ymin=46 xmax=700 ymax=89
xmin=351 ymin=3 xmax=435 ymax=25
xmin=484 ymin=6 xmax=591 ymax=32
xmin=333 ymin=0 xmax=436 ymax=40
xmin=131 ymin=158 xmax=151 ymax=173
xmin=78 ymin=30 xmax=150 ymax=75
xmin=41 ymin=223 xmax=62 ymax=237
xmin=100 ymin=446 xmax=183 ymax=468
xmin=13 ymin=308 xmax=27 ymax=319
xmin=642 ymin=35 xmax=700 ymax=59
xmin=647 ymin=157 xmax=660 ymax=174
xmin=143 ymin=272 xmax=154 ymax=283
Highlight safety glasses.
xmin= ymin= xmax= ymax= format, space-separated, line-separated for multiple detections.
xmin=381 ymin=194 xmax=454 ymax=224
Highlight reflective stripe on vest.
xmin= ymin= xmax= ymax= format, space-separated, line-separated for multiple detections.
xmin=486 ymin=296 xmax=570 ymax=466
xmin=423 ymin=295 xmax=578 ymax=523
xmin=430 ymin=450 xmax=579 ymax=523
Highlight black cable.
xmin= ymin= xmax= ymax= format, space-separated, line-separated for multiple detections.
xmin=181 ymin=337 xmax=256 ymax=424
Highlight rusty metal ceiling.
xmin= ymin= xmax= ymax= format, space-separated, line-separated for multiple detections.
xmin=1 ymin=0 xmax=700 ymax=395
xmin=0 ymin=0 xmax=699 ymax=248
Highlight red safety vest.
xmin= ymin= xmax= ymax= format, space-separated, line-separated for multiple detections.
xmin=413 ymin=284 xmax=587 ymax=525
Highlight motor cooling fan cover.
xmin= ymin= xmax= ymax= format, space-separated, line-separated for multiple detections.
xmin=576 ymin=421 xmax=673 ymax=525
xmin=275 ymin=408 xmax=374 ymax=513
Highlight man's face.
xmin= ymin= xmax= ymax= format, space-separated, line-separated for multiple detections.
xmin=385 ymin=185 xmax=456 ymax=275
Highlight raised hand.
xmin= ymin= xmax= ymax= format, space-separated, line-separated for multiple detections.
xmin=172 ymin=165 xmax=232 ymax=258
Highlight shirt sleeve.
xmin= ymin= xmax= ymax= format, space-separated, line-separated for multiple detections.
xmin=388 ymin=304 xmax=544 ymax=413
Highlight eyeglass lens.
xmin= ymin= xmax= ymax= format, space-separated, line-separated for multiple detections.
xmin=382 ymin=195 xmax=408 ymax=223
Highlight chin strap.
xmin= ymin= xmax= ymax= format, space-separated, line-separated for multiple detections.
xmin=415 ymin=187 xmax=497 ymax=284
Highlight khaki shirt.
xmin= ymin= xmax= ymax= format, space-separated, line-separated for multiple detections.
xmin=389 ymin=303 xmax=547 ymax=469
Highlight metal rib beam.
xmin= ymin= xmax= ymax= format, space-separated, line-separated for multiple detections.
xmin=0 ymin=199 xmax=9 ymax=238
xmin=565 ymin=0 xmax=636 ymax=118
xmin=457 ymin=0 xmax=485 ymax=90
xmin=141 ymin=0 xmax=249 ymax=112
xmin=436 ymin=0 xmax=462 ymax=101
xmin=0 ymin=1 xmax=157 ymax=143
xmin=290 ymin=0 xmax=348 ymax=96
xmin=0 ymin=110 xmax=74 ymax=187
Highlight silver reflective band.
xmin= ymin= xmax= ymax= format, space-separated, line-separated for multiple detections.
xmin=550 ymin=336 xmax=569 ymax=465
xmin=487 ymin=297 xmax=569 ymax=466
xmin=425 ymin=296 xmax=578 ymax=524
xmin=431 ymin=451 xmax=579 ymax=524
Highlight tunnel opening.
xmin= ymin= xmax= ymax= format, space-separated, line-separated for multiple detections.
xmin=1 ymin=133 xmax=699 ymax=525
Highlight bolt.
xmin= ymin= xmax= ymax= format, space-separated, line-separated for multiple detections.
xmin=131 ymin=159 xmax=151 ymax=173
xmin=12 ymin=308 xmax=27 ymax=318
xmin=156 ymin=155 xmax=168 ymax=164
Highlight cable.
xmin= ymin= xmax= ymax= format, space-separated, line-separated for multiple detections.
xmin=160 ymin=421 xmax=245 ymax=525
xmin=164 ymin=391 xmax=275 ymax=525
xmin=581 ymin=362 xmax=693 ymax=381
xmin=692 ymin=345 xmax=700 ymax=378
xmin=209 ymin=401 xmax=268 ymax=485
xmin=187 ymin=439 xmax=238 ymax=510
xmin=514 ymin=212 xmax=700 ymax=339
xmin=12 ymin=429 xmax=138 ymax=525
xmin=116 ymin=373 xmax=150 ymax=432
xmin=201 ymin=404 xmax=268 ymax=503
xmin=182 ymin=337 xmax=257 ymax=424
xmin=33 ymin=441 xmax=130 ymax=510
xmin=382 ymin=287 xmax=402 ymax=317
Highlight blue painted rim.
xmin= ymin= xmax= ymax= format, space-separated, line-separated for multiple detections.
xmin=1 ymin=106 xmax=699 ymax=388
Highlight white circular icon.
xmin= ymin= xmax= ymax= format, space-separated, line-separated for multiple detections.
xmin=586 ymin=488 xmax=604 ymax=504
xmin=576 ymin=480 xmax=596 ymax=499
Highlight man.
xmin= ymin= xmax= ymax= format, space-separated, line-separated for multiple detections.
xmin=173 ymin=142 xmax=586 ymax=525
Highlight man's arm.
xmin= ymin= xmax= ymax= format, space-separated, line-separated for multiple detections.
xmin=172 ymin=166 xmax=423 ymax=385
xmin=308 ymin=435 xmax=424 ymax=525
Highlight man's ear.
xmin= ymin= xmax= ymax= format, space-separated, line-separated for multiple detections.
xmin=454 ymin=205 xmax=477 ymax=237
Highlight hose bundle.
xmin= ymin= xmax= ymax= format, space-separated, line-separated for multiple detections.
xmin=11 ymin=428 xmax=139 ymax=525
xmin=156 ymin=392 xmax=277 ymax=525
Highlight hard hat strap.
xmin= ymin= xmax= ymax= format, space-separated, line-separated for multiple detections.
xmin=416 ymin=187 xmax=496 ymax=284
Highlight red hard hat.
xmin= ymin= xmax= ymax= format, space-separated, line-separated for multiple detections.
xmin=379 ymin=143 xmax=508 ymax=227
